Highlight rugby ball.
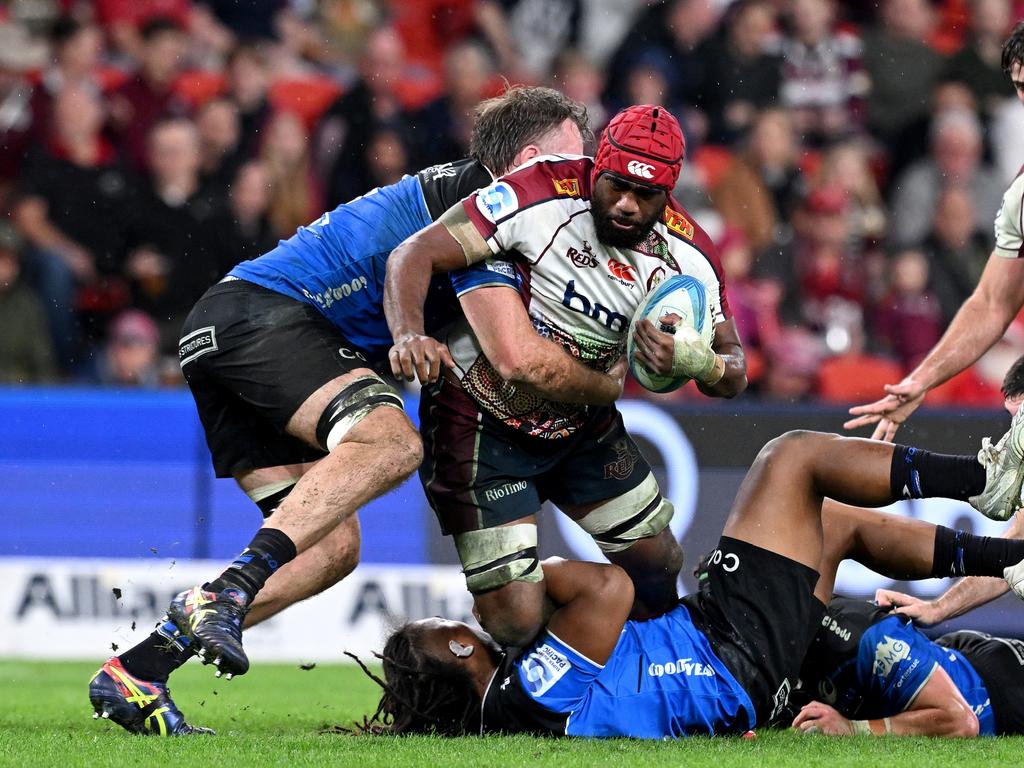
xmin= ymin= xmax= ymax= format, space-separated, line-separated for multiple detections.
xmin=627 ymin=274 xmax=713 ymax=393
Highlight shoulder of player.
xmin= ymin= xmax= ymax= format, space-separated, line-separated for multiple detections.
xmin=495 ymin=155 xmax=593 ymax=207
xmin=416 ymin=158 xmax=493 ymax=219
xmin=1006 ymin=167 xmax=1024 ymax=199
xmin=659 ymin=198 xmax=720 ymax=264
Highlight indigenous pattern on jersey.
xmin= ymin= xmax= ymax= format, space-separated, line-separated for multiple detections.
xmin=447 ymin=154 xmax=730 ymax=438
xmin=227 ymin=160 xmax=493 ymax=361
xmin=481 ymin=603 xmax=754 ymax=738
xmin=799 ymin=598 xmax=995 ymax=735
xmin=994 ymin=166 xmax=1024 ymax=258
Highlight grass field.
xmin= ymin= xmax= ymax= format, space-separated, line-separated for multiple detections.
xmin=1 ymin=660 xmax=1022 ymax=768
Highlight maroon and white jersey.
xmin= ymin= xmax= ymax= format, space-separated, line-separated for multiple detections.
xmin=445 ymin=154 xmax=731 ymax=439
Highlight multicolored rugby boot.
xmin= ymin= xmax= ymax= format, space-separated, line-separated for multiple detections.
xmin=167 ymin=586 xmax=250 ymax=677
xmin=88 ymin=657 xmax=213 ymax=735
xmin=969 ymin=407 xmax=1024 ymax=521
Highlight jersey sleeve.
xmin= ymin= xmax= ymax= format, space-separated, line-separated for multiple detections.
xmin=450 ymin=258 xmax=521 ymax=297
xmin=511 ymin=630 xmax=604 ymax=715
xmin=855 ymin=616 xmax=938 ymax=713
xmin=459 ymin=157 xmax=585 ymax=263
xmin=665 ymin=199 xmax=732 ymax=325
xmin=994 ymin=171 xmax=1024 ymax=258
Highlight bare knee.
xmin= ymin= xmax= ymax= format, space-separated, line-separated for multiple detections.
xmin=473 ymin=580 xmax=546 ymax=647
xmin=753 ymin=430 xmax=829 ymax=474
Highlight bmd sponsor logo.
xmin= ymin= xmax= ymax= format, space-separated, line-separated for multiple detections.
xmin=561 ymin=280 xmax=629 ymax=332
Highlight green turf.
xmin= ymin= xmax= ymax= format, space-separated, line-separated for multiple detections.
xmin=1 ymin=660 xmax=1022 ymax=768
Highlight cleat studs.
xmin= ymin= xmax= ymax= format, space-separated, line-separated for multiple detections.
xmin=93 ymin=712 xmax=100 ymax=719
xmin=101 ymin=711 xmax=110 ymax=719
xmin=225 ymin=673 xmax=233 ymax=681
xmin=214 ymin=670 xmax=222 ymax=678
xmin=212 ymin=656 xmax=221 ymax=666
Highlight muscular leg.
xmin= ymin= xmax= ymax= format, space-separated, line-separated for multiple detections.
xmin=723 ymin=431 xmax=898 ymax=574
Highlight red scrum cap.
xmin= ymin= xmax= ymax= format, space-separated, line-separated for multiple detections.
xmin=593 ymin=105 xmax=685 ymax=191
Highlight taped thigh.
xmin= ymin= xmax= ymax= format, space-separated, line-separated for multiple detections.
xmin=454 ymin=523 xmax=542 ymax=594
xmin=315 ymin=374 xmax=404 ymax=451
xmin=576 ymin=473 xmax=674 ymax=553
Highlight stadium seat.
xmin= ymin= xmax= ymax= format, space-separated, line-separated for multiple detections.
xmin=173 ymin=71 xmax=227 ymax=109
xmin=268 ymin=77 xmax=343 ymax=129
xmin=815 ymin=353 xmax=903 ymax=404
xmin=691 ymin=145 xmax=733 ymax=190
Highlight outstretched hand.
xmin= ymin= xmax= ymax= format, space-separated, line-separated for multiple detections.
xmin=388 ymin=334 xmax=455 ymax=385
xmin=843 ymin=377 xmax=928 ymax=441
xmin=874 ymin=588 xmax=945 ymax=626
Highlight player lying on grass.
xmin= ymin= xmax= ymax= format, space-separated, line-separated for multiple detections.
xmin=791 ymin=580 xmax=1024 ymax=738
xmin=350 ymin=423 xmax=1024 ymax=738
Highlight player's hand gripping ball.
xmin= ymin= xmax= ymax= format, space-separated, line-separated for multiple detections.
xmin=627 ymin=275 xmax=713 ymax=393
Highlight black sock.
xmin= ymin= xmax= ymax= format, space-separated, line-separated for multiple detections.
xmin=890 ymin=446 xmax=986 ymax=501
xmin=119 ymin=618 xmax=192 ymax=683
xmin=931 ymin=525 xmax=1024 ymax=577
xmin=207 ymin=527 xmax=297 ymax=603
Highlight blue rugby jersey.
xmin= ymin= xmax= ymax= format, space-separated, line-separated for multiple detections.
xmin=228 ymin=160 xmax=493 ymax=361
xmin=800 ymin=598 xmax=995 ymax=735
xmin=481 ymin=602 xmax=755 ymax=738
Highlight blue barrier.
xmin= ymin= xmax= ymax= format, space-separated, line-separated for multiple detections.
xmin=0 ymin=387 xmax=431 ymax=562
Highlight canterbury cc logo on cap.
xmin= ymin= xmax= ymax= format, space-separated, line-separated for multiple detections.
xmin=626 ymin=160 xmax=655 ymax=179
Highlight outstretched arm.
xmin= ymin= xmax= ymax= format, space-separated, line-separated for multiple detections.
xmin=540 ymin=558 xmax=633 ymax=665
xmin=793 ymin=666 xmax=979 ymax=737
xmin=845 ymin=254 xmax=1024 ymax=441
xmin=460 ymin=286 xmax=625 ymax=405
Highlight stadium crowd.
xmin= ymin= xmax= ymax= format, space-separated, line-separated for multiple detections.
xmin=0 ymin=0 xmax=1022 ymax=404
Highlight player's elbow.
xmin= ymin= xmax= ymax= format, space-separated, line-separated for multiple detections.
xmin=492 ymin=346 xmax=545 ymax=386
xmin=937 ymin=703 xmax=979 ymax=738
xmin=595 ymin=564 xmax=634 ymax=613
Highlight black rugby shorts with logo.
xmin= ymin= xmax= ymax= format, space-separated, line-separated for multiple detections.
xmin=418 ymin=376 xmax=653 ymax=534
xmin=178 ymin=278 xmax=379 ymax=477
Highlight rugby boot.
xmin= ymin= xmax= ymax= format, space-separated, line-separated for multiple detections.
xmin=1005 ymin=555 xmax=1024 ymax=600
xmin=88 ymin=657 xmax=213 ymax=735
xmin=969 ymin=408 xmax=1024 ymax=521
xmin=167 ymin=585 xmax=250 ymax=677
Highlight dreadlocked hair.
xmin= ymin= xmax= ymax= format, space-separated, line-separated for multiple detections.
xmin=343 ymin=623 xmax=482 ymax=736
xmin=1002 ymin=20 xmax=1024 ymax=73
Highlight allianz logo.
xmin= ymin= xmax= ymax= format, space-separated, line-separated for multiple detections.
xmin=647 ymin=657 xmax=715 ymax=678
xmin=483 ymin=480 xmax=529 ymax=502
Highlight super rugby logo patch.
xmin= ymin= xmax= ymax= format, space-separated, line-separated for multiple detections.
xmin=476 ymin=182 xmax=519 ymax=222
xmin=520 ymin=643 xmax=571 ymax=697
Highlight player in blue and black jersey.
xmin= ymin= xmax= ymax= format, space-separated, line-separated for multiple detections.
xmin=89 ymin=87 xmax=629 ymax=736
xmin=351 ymin=427 xmax=1024 ymax=739
xmin=791 ymin=596 xmax=1024 ymax=738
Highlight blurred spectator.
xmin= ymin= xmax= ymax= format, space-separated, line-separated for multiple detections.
xmin=0 ymin=222 xmax=57 ymax=383
xmin=200 ymin=0 xmax=286 ymax=41
xmin=873 ymin=249 xmax=944 ymax=369
xmin=196 ymin=96 xmax=242 ymax=198
xmin=316 ymin=26 xmax=416 ymax=206
xmin=604 ymin=0 xmax=719 ymax=121
xmin=814 ymin=138 xmax=887 ymax=251
xmin=718 ymin=227 xmax=782 ymax=352
xmin=861 ymin=0 xmax=943 ymax=173
xmin=261 ymin=111 xmax=323 ymax=239
xmin=0 ymin=22 xmax=48 ymax=197
xmin=226 ymin=43 xmax=272 ymax=158
xmin=408 ymin=39 xmax=496 ymax=169
xmin=28 ymin=18 xmax=104 ymax=147
xmin=13 ymin=85 xmax=135 ymax=370
xmin=364 ymin=127 xmax=414 ymax=189
xmin=214 ymin=160 xmax=277 ymax=267
xmin=889 ymin=108 xmax=1003 ymax=248
xmin=714 ymin=108 xmax=806 ymax=254
xmin=921 ymin=186 xmax=990 ymax=321
xmin=944 ymin=0 xmax=1016 ymax=117
xmin=551 ymin=49 xmax=608 ymax=133
xmin=123 ymin=117 xmax=224 ymax=352
xmin=773 ymin=0 xmax=868 ymax=145
xmin=479 ymin=0 xmax=583 ymax=81
xmin=83 ymin=309 xmax=163 ymax=387
xmin=760 ymin=325 xmax=825 ymax=401
xmin=700 ymin=0 xmax=781 ymax=144
xmin=95 ymin=0 xmax=191 ymax=63
xmin=108 ymin=17 xmax=190 ymax=171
